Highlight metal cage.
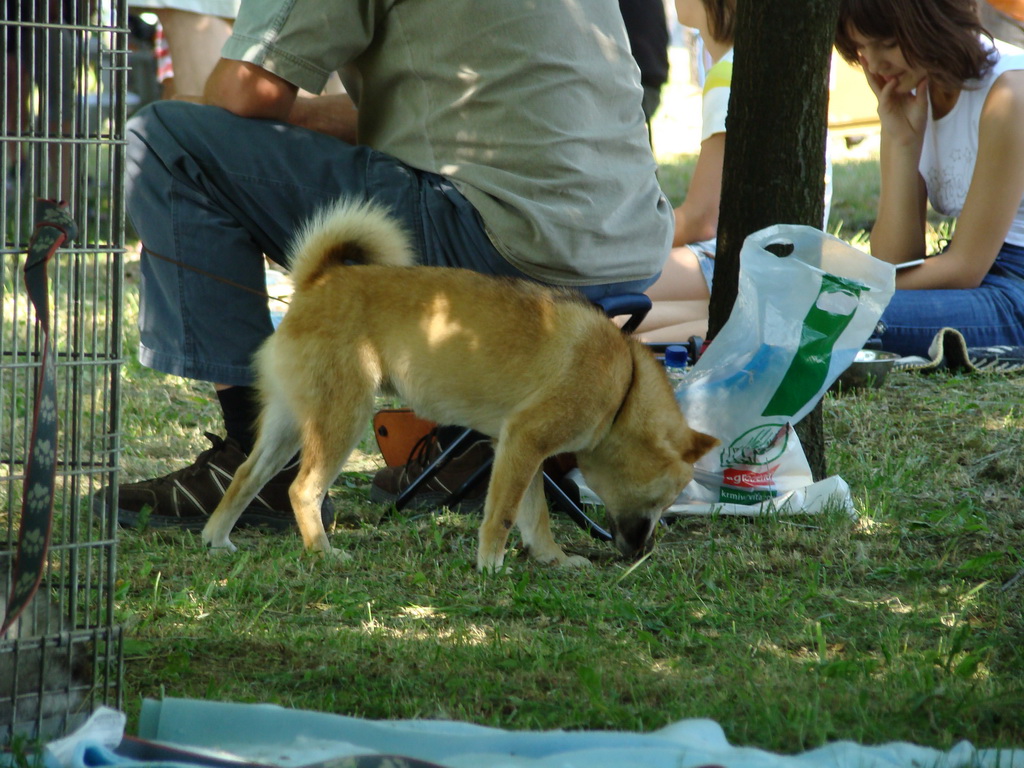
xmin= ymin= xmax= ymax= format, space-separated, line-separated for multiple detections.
xmin=1 ymin=0 xmax=127 ymax=743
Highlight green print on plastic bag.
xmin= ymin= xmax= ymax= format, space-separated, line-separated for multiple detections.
xmin=761 ymin=273 xmax=866 ymax=417
xmin=718 ymin=423 xmax=789 ymax=503
xmin=720 ymin=423 xmax=789 ymax=467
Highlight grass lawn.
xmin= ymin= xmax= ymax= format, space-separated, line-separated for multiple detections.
xmin=114 ymin=368 xmax=1024 ymax=754
xmin=111 ymin=66 xmax=1024 ymax=756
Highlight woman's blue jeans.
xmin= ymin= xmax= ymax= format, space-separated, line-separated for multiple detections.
xmin=876 ymin=242 xmax=1024 ymax=357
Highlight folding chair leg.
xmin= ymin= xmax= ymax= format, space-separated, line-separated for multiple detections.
xmin=543 ymin=472 xmax=612 ymax=542
xmin=392 ymin=425 xmax=611 ymax=542
xmin=394 ymin=427 xmax=491 ymax=511
xmin=444 ymin=455 xmax=493 ymax=508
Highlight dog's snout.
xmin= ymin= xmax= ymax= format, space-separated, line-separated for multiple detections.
xmin=609 ymin=515 xmax=657 ymax=560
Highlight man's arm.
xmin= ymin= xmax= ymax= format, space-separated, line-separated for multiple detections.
xmin=203 ymin=59 xmax=298 ymax=120
xmin=203 ymin=58 xmax=359 ymax=143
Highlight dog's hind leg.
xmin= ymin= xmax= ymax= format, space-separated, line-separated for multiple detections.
xmin=202 ymin=398 xmax=302 ymax=553
xmin=289 ymin=397 xmax=373 ymax=558
xmin=516 ymin=473 xmax=591 ymax=568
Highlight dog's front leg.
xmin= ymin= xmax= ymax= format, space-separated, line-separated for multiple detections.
xmin=477 ymin=495 xmax=518 ymax=573
xmin=476 ymin=441 xmax=543 ymax=572
xmin=516 ymin=473 xmax=590 ymax=567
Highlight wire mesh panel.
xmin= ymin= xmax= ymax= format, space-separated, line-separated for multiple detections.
xmin=1 ymin=0 xmax=127 ymax=743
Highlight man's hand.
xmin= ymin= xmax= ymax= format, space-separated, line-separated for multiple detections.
xmin=288 ymin=94 xmax=359 ymax=143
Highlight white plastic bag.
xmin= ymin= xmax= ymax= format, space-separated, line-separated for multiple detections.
xmin=668 ymin=224 xmax=895 ymax=516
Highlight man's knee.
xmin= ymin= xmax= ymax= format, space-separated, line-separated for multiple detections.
xmin=128 ymin=99 xmax=207 ymax=143
xmin=127 ymin=100 xmax=231 ymax=195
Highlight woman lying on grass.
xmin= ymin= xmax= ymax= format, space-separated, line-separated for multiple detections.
xmin=836 ymin=0 xmax=1024 ymax=357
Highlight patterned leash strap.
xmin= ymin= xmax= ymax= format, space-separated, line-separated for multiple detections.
xmin=1 ymin=199 xmax=79 ymax=636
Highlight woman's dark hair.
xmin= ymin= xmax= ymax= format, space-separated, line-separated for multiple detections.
xmin=835 ymin=0 xmax=996 ymax=90
xmin=702 ymin=0 xmax=737 ymax=43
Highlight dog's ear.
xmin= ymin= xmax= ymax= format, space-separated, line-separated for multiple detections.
xmin=681 ymin=429 xmax=719 ymax=464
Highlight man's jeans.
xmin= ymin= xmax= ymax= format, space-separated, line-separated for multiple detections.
xmin=126 ymin=101 xmax=656 ymax=385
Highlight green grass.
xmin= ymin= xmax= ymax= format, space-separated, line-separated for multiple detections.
xmin=829 ymin=156 xmax=883 ymax=235
xmin=659 ymin=148 xmax=953 ymax=243
xmin=106 ymin=91 xmax=1024 ymax=756
xmin=114 ymin=373 xmax=1024 ymax=749
xmin=113 ymin=266 xmax=1024 ymax=755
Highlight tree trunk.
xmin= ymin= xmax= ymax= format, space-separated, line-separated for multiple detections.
xmin=709 ymin=0 xmax=840 ymax=480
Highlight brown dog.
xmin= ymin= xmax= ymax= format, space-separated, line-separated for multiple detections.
xmin=201 ymin=200 xmax=718 ymax=570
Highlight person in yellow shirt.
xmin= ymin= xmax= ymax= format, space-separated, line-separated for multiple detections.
xmin=635 ymin=0 xmax=735 ymax=343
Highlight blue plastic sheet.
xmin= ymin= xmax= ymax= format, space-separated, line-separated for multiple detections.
xmin=35 ymin=699 xmax=1024 ymax=768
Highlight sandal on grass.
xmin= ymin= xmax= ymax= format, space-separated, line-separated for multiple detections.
xmin=894 ymin=327 xmax=1024 ymax=374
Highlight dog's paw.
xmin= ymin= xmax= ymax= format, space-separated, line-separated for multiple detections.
xmin=205 ymin=539 xmax=238 ymax=555
xmin=526 ymin=546 xmax=592 ymax=568
xmin=320 ymin=547 xmax=352 ymax=562
xmin=476 ymin=551 xmax=506 ymax=573
xmin=558 ymin=554 xmax=592 ymax=568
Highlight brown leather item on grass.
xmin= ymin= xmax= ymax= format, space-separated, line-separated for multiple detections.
xmin=373 ymin=408 xmax=437 ymax=467
xmin=373 ymin=407 xmax=577 ymax=479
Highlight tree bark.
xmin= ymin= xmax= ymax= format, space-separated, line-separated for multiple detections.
xmin=709 ymin=0 xmax=840 ymax=480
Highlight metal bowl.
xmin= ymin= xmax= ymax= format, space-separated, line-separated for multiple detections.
xmin=831 ymin=349 xmax=901 ymax=392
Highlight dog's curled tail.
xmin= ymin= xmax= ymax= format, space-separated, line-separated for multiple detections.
xmin=288 ymin=199 xmax=416 ymax=291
